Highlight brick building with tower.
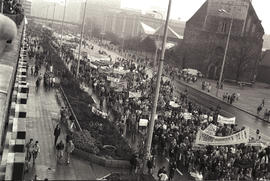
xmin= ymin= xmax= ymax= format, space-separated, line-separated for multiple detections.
xmin=182 ymin=0 xmax=264 ymax=82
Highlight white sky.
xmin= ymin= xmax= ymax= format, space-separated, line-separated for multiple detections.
xmin=121 ymin=0 xmax=270 ymax=34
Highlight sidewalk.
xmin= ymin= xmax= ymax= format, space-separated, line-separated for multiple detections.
xmin=179 ymin=78 xmax=270 ymax=121
xmin=24 ymin=62 xmax=127 ymax=180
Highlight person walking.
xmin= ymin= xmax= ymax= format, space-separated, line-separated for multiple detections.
xmin=129 ymin=154 xmax=138 ymax=174
xmin=262 ymin=98 xmax=265 ymax=107
xmin=168 ymin=161 xmax=177 ymax=181
xmin=158 ymin=166 xmax=166 ymax=181
xmin=25 ymin=138 xmax=34 ymax=162
xmin=65 ymin=139 xmax=75 ymax=164
xmin=147 ymin=156 xmax=154 ymax=175
xmin=54 ymin=124 xmax=61 ymax=146
xmin=32 ymin=141 xmax=40 ymax=165
xmin=56 ymin=140 xmax=65 ymax=162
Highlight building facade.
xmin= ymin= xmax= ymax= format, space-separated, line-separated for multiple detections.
xmin=31 ymin=0 xmax=81 ymax=23
xmin=182 ymin=0 xmax=264 ymax=82
xmin=82 ymin=2 xmax=185 ymax=39
xmin=21 ymin=0 xmax=31 ymax=17
xmin=257 ymin=50 xmax=270 ymax=84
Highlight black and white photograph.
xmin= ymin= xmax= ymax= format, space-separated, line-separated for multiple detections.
xmin=0 ymin=0 xmax=270 ymax=180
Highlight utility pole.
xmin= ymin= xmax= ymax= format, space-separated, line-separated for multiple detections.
xmin=76 ymin=0 xmax=87 ymax=78
xmin=216 ymin=9 xmax=233 ymax=97
xmin=1 ymin=0 xmax=4 ymax=13
xmin=52 ymin=2 xmax=56 ymax=28
xmin=60 ymin=0 xmax=67 ymax=58
xmin=143 ymin=0 xmax=172 ymax=172
xmin=46 ymin=5 xmax=49 ymax=23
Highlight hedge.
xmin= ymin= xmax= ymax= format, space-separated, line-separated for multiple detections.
xmin=40 ymin=33 xmax=133 ymax=160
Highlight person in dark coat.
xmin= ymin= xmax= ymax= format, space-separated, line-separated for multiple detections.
xmin=54 ymin=124 xmax=61 ymax=146
xmin=169 ymin=161 xmax=177 ymax=181
xmin=130 ymin=154 xmax=138 ymax=174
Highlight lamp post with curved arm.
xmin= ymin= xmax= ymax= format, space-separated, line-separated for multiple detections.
xmin=216 ymin=9 xmax=233 ymax=97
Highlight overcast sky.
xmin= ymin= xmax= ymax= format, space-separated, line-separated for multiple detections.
xmin=122 ymin=0 xmax=270 ymax=34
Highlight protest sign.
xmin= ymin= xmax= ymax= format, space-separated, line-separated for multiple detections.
xmin=169 ymin=101 xmax=180 ymax=108
xmin=139 ymin=119 xmax=148 ymax=127
xmin=203 ymin=124 xmax=217 ymax=136
xmin=217 ymin=115 xmax=236 ymax=125
xmin=91 ymin=106 xmax=108 ymax=119
xmin=110 ymin=80 xmax=127 ymax=90
xmin=107 ymin=76 xmax=120 ymax=83
xmin=195 ymin=128 xmax=249 ymax=146
xmin=183 ymin=112 xmax=192 ymax=120
xmin=129 ymin=91 xmax=142 ymax=98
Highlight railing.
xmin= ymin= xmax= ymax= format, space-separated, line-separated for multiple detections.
xmin=58 ymin=85 xmax=82 ymax=132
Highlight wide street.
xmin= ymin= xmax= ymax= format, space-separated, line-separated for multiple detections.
xmin=83 ymin=39 xmax=270 ymax=142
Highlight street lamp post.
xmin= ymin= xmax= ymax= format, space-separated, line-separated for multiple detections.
xmin=60 ymin=0 xmax=67 ymax=58
xmin=46 ymin=5 xmax=50 ymax=22
xmin=143 ymin=0 xmax=172 ymax=171
xmin=1 ymin=0 xmax=4 ymax=13
xmin=76 ymin=0 xmax=87 ymax=78
xmin=52 ymin=2 xmax=56 ymax=28
xmin=153 ymin=11 xmax=163 ymax=72
xmin=216 ymin=9 xmax=233 ymax=97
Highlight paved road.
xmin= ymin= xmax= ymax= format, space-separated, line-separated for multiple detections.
xmin=174 ymin=80 xmax=270 ymax=142
xmin=83 ymin=40 xmax=270 ymax=141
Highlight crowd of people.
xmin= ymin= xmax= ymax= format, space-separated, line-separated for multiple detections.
xmin=24 ymin=32 xmax=76 ymax=178
xmin=222 ymin=92 xmax=240 ymax=105
xmin=66 ymin=39 xmax=270 ymax=181
xmin=26 ymin=26 xmax=270 ymax=181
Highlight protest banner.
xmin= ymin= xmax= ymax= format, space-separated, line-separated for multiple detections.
xmin=110 ymin=80 xmax=127 ymax=90
xmin=129 ymin=91 xmax=142 ymax=98
xmin=217 ymin=115 xmax=236 ymax=125
xmin=203 ymin=124 xmax=217 ymax=136
xmin=91 ymin=106 xmax=108 ymax=119
xmin=107 ymin=76 xmax=120 ymax=83
xmin=89 ymin=63 xmax=98 ymax=69
xmin=195 ymin=128 xmax=249 ymax=146
xmin=169 ymin=101 xmax=180 ymax=108
xmin=113 ymin=67 xmax=129 ymax=75
xmin=183 ymin=112 xmax=192 ymax=120
xmin=139 ymin=119 xmax=148 ymax=127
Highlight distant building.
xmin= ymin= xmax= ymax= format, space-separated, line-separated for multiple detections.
xmin=21 ymin=0 xmax=31 ymax=16
xmin=80 ymin=0 xmax=185 ymax=39
xmin=257 ymin=50 xmax=270 ymax=84
xmin=182 ymin=0 xmax=264 ymax=82
xmin=31 ymin=0 xmax=81 ymax=23
xmin=96 ymin=9 xmax=185 ymax=39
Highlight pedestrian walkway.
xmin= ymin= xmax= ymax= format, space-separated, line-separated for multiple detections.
xmin=24 ymin=64 xmax=127 ymax=180
xmin=179 ymin=78 xmax=270 ymax=121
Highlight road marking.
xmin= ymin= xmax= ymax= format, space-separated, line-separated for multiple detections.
xmin=176 ymin=169 xmax=183 ymax=176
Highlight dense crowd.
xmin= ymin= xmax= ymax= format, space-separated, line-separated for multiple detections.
xmin=68 ymin=40 xmax=270 ymax=181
